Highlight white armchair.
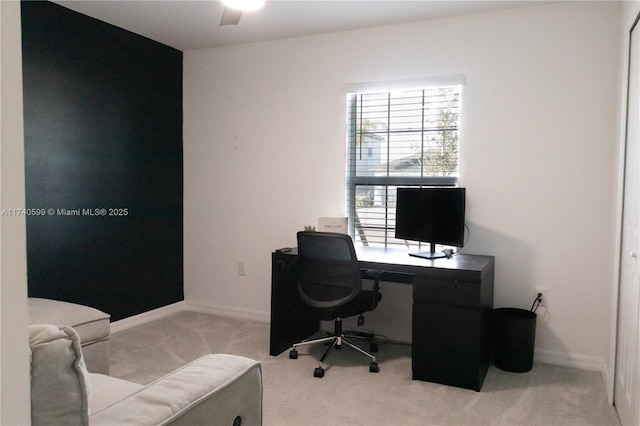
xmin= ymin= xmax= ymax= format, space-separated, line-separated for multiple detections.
xmin=28 ymin=297 xmax=111 ymax=374
xmin=29 ymin=324 xmax=262 ymax=425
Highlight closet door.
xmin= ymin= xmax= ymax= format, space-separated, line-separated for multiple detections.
xmin=615 ymin=15 xmax=640 ymax=426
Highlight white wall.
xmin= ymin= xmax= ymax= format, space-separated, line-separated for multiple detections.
xmin=0 ymin=1 xmax=31 ymax=424
xmin=184 ymin=1 xmax=621 ymax=372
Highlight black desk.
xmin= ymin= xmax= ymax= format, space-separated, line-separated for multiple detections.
xmin=270 ymin=246 xmax=495 ymax=391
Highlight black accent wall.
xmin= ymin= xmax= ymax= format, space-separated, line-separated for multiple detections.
xmin=21 ymin=1 xmax=184 ymax=321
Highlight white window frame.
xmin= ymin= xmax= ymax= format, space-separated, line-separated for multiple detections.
xmin=345 ymin=76 xmax=464 ymax=249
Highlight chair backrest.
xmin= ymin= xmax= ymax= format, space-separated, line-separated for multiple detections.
xmin=296 ymin=231 xmax=362 ymax=310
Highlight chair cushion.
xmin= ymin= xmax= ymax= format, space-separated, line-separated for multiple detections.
xmin=28 ymin=298 xmax=110 ymax=345
xmin=29 ymin=324 xmax=92 ymax=426
xmin=89 ymin=373 xmax=144 ymax=414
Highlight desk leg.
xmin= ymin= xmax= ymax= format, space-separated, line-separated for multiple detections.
xmin=270 ymin=254 xmax=319 ymax=356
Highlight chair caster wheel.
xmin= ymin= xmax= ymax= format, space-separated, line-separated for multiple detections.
xmin=313 ymin=367 xmax=325 ymax=378
xmin=369 ymin=343 xmax=378 ymax=353
xmin=369 ymin=362 xmax=379 ymax=373
xmin=289 ymin=349 xmax=298 ymax=359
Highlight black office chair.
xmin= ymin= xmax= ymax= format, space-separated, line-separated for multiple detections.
xmin=289 ymin=231 xmax=382 ymax=378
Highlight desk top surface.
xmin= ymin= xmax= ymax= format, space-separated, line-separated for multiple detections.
xmin=356 ymin=246 xmax=493 ymax=272
xmin=275 ymin=245 xmax=494 ymax=275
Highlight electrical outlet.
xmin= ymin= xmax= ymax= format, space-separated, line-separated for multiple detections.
xmin=237 ymin=261 xmax=246 ymax=276
xmin=534 ymin=286 xmax=547 ymax=307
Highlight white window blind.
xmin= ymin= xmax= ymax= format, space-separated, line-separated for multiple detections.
xmin=346 ymin=84 xmax=462 ymax=248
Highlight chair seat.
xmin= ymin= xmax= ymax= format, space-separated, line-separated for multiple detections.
xmin=315 ymin=290 xmax=382 ymax=321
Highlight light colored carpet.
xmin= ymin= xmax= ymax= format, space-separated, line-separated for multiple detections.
xmin=109 ymin=310 xmax=620 ymax=426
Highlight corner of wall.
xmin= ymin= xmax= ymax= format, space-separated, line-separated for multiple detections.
xmin=0 ymin=1 xmax=31 ymax=424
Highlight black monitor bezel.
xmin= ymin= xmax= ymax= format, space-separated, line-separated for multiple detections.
xmin=395 ymin=187 xmax=466 ymax=250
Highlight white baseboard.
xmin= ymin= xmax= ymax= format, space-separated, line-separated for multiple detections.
xmin=110 ymin=301 xmax=186 ymax=333
xmin=109 ymin=301 xmax=269 ymax=334
xmin=184 ymin=300 xmax=270 ymax=323
xmin=534 ymin=348 xmax=604 ymax=371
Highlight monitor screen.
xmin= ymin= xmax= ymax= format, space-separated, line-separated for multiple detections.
xmin=395 ymin=187 xmax=466 ymax=257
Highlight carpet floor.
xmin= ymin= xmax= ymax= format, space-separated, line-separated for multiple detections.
xmin=109 ymin=310 xmax=620 ymax=426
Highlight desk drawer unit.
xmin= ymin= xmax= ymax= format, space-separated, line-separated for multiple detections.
xmin=411 ymin=268 xmax=494 ymax=391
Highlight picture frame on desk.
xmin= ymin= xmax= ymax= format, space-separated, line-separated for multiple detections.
xmin=317 ymin=217 xmax=348 ymax=234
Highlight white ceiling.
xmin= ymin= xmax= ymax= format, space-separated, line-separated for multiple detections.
xmin=52 ymin=1 xmax=552 ymax=51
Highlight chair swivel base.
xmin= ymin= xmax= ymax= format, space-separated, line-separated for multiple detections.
xmin=311 ymin=362 xmax=379 ymax=378
xmin=289 ymin=334 xmax=379 ymax=378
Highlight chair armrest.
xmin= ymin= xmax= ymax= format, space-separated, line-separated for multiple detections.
xmin=90 ymin=354 xmax=262 ymax=426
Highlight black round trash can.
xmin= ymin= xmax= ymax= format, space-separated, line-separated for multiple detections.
xmin=493 ymin=308 xmax=536 ymax=373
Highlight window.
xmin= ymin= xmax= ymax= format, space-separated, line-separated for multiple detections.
xmin=346 ymin=83 xmax=462 ymax=248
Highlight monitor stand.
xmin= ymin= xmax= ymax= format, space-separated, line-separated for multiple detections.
xmin=409 ymin=242 xmax=447 ymax=260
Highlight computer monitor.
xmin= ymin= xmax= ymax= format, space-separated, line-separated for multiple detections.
xmin=395 ymin=187 xmax=466 ymax=259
